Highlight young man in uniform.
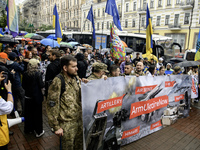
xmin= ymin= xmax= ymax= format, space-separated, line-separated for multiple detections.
xmin=47 ymin=55 xmax=83 ymax=150
xmin=87 ymin=62 xmax=108 ymax=80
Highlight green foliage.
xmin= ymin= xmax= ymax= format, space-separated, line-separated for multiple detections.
xmin=38 ymin=24 xmax=54 ymax=31
xmin=0 ymin=10 xmax=7 ymax=28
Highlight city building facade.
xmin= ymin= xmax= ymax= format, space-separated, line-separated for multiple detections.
xmin=81 ymin=0 xmax=200 ymax=50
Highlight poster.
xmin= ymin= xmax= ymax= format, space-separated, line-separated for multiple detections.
xmin=81 ymin=75 xmax=192 ymax=149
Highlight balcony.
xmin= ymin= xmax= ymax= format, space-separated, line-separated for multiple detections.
xmin=137 ymin=7 xmax=146 ymax=14
xmin=168 ymin=24 xmax=181 ymax=30
xmin=180 ymin=1 xmax=193 ymax=9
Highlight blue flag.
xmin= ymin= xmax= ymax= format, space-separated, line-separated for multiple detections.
xmin=105 ymin=0 xmax=122 ymax=31
xmin=146 ymin=3 xmax=153 ymax=54
xmin=195 ymin=30 xmax=200 ymax=61
xmin=53 ymin=4 xmax=63 ymax=44
xmin=87 ymin=5 xmax=95 ymax=39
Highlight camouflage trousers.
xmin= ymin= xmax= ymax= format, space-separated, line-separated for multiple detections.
xmin=60 ymin=120 xmax=83 ymax=150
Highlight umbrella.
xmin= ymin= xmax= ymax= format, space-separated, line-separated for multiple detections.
xmin=100 ymin=48 xmax=110 ymax=55
xmin=67 ymin=38 xmax=75 ymax=42
xmin=15 ymin=36 xmax=24 ymax=40
xmin=174 ymin=61 xmax=200 ymax=67
xmin=169 ymin=58 xmax=187 ymax=63
xmin=68 ymin=41 xmax=79 ymax=47
xmin=60 ymin=42 xmax=73 ymax=49
xmin=122 ymin=41 xmax=128 ymax=47
xmin=47 ymin=34 xmax=57 ymax=40
xmin=31 ymin=35 xmax=45 ymax=40
xmin=125 ymin=47 xmax=134 ymax=54
xmin=24 ymin=33 xmax=37 ymax=38
xmin=25 ymin=38 xmax=33 ymax=42
xmin=0 ymin=36 xmax=19 ymax=44
xmin=40 ymin=38 xmax=60 ymax=48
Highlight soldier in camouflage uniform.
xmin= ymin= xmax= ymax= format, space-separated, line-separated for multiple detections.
xmin=132 ymin=62 xmax=145 ymax=76
xmin=122 ymin=62 xmax=134 ymax=76
xmin=46 ymin=55 xmax=83 ymax=150
xmin=87 ymin=62 xmax=109 ymax=80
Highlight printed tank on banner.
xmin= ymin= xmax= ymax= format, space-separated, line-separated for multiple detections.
xmin=81 ymin=75 xmax=192 ymax=149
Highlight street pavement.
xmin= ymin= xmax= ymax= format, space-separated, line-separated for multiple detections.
xmin=7 ymin=101 xmax=200 ymax=150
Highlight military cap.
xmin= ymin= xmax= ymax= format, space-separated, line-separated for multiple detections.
xmin=174 ymin=66 xmax=181 ymax=72
xmin=92 ymin=62 xmax=109 ymax=73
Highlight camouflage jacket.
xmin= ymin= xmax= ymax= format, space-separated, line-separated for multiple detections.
xmin=32 ymin=55 xmax=41 ymax=61
xmin=46 ymin=72 xmax=82 ymax=131
xmin=87 ymin=73 xmax=101 ymax=80
xmin=132 ymin=70 xmax=145 ymax=76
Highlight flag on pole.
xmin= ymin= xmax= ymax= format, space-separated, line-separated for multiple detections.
xmin=87 ymin=5 xmax=95 ymax=39
xmin=6 ymin=0 xmax=18 ymax=37
xmin=195 ymin=30 xmax=200 ymax=61
xmin=53 ymin=4 xmax=63 ymax=44
xmin=146 ymin=3 xmax=153 ymax=54
xmin=110 ymin=24 xmax=126 ymax=61
xmin=105 ymin=0 xmax=122 ymax=31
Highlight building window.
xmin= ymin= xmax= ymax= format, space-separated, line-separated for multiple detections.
xmin=150 ymin=0 xmax=154 ymax=8
xmin=156 ymin=16 xmax=161 ymax=26
xmin=74 ymin=10 xmax=75 ymax=16
xmin=126 ymin=3 xmax=129 ymax=12
xmin=133 ymin=2 xmax=136 ymax=11
xmin=97 ymin=22 xmax=99 ymax=30
xmin=88 ymin=24 xmax=89 ymax=30
xmin=102 ymin=22 xmax=104 ymax=29
xmin=74 ymin=21 xmax=75 ymax=27
xmin=107 ymin=21 xmax=109 ymax=29
xmin=176 ymin=0 xmax=181 ymax=4
xmin=118 ymin=5 xmax=121 ymax=14
xmin=141 ymin=17 xmax=145 ymax=27
xmin=98 ymin=9 xmax=100 ymax=17
xmin=174 ymin=14 xmax=179 ymax=26
xmin=77 ymin=21 xmax=78 ymax=26
xmin=167 ymin=0 xmax=171 ymax=5
xmin=158 ymin=0 xmax=162 ymax=7
xmin=143 ymin=0 xmax=146 ymax=9
xmin=184 ymin=13 xmax=190 ymax=24
xmin=84 ymin=12 xmax=85 ymax=18
xmin=125 ymin=19 xmax=128 ymax=28
xmin=165 ymin=15 xmax=170 ymax=25
xmin=102 ymin=8 xmax=105 ymax=16
xmin=132 ymin=19 xmax=135 ymax=27
xmin=186 ymin=0 xmax=191 ymax=5
xmin=94 ymin=10 xmax=96 ymax=18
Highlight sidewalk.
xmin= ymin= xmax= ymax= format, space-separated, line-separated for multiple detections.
xmin=8 ymin=103 xmax=200 ymax=150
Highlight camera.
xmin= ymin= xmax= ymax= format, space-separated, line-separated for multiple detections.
xmin=2 ymin=72 xmax=8 ymax=84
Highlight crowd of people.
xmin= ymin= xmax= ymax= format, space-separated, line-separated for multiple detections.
xmin=0 ymin=38 xmax=198 ymax=150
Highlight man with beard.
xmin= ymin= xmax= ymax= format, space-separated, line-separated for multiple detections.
xmin=45 ymin=50 xmax=61 ymax=97
xmin=31 ymin=48 xmax=41 ymax=61
xmin=47 ymin=55 xmax=83 ymax=150
xmin=132 ymin=62 xmax=145 ymax=77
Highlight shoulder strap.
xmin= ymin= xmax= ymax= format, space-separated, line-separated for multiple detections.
xmin=56 ymin=74 xmax=65 ymax=98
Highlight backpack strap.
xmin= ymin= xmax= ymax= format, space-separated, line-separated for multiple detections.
xmin=56 ymin=74 xmax=66 ymax=98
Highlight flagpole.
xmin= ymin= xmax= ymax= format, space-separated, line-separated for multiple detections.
xmin=100 ymin=14 xmax=105 ymax=48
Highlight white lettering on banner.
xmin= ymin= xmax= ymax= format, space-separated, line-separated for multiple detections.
xmin=124 ymin=128 xmax=138 ymax=137
xmin=131 ymin=99 xmax=168 ymax=115
xmin=100 ymin=99 xmax=122 ymax=109
xmin=137 ymin=87 xmax=154 ymax=93
xmin=152 ymin=122 xmax=159 ymax=128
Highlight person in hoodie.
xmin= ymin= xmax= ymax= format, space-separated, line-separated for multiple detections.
xmin=45 ymin=50 xmax=61 ymax=97
xmin=7 ymin=52 xmax=25 ymax=116
xmin=75 ymin=53 xmax=88 ymax=79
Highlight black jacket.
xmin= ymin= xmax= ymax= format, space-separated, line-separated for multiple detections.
xmin=22 ymin=71 xmax=44 ymax=104
xmin=75 ymin=53 xmax=88 ymax=79
xmin=45 ymin=59 xmax=61 ymax=95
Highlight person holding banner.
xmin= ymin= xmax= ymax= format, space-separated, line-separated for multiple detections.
xmin=132 ymin=62 xmax=145 ymax=77
xmin=87 ymin=62 xmax=109 ymax=80
xmin=123 ymin=62 xmax=134 ymax=76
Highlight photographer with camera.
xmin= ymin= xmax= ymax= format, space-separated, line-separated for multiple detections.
xmin=0 ymin=53 xmax=14 ymax=100
xmin=0 ymin=71 xmax=13 ymax=150
xmin=7 ymin=52 xmax=25 ymax=116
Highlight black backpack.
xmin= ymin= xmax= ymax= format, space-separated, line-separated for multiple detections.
xmin=56 ymin=74 xmax=65 ymax=98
